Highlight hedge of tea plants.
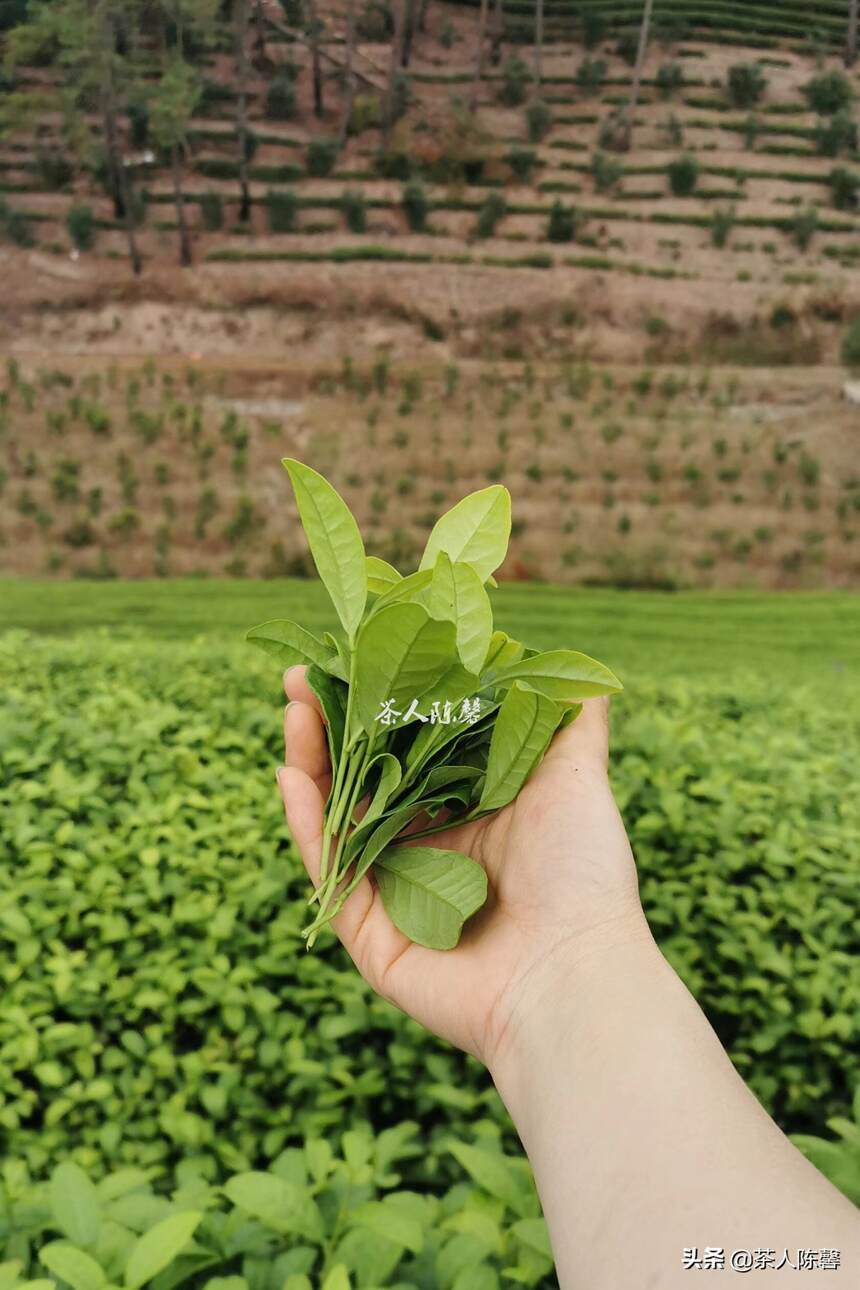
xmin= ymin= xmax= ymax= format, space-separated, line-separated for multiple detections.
xmin=0 ymin=630 xmax=858 ymax=1277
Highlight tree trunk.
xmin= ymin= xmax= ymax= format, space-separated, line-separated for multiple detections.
xmin=307 ymin=0 xmax=324 ymax=117
xmin=470 ymin=0 xmax=489 ymax=113
xmin=382 ymin=0 xmax=405 ymax=147
xmin=104 ymin=129 xmax=125 ymax=220
xmin=234 ymin=0 xmax=252 ymax=222
xmin=252 ymin=0 xmax=266 ymax=62
xmin=337 ymin=0 xmax=357 ymax=150
xmin=847 ymin=0 xmax=859 ymax=68
xmin=172 ymin=143 xmax=192 ymax=266
xmin=417 ymin=0 xmax=430 ymax=33
xmin=101 ymin=11 xmax=141 ymax=274
xmin=401 ymin=0 xmax=417 ymax=66
xmin=534 ymin=0 xmax=543 ymax=87
xmin=104 ymin=103 xmax=141 ymax=271
xmin=490 ymin=0 xmax=504 ymax=67
xmin=620 ymin=0 xmax=654 ymax=152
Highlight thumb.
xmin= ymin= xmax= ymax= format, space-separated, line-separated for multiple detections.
xmin=543 ymin=694 xmax=611 ymax=775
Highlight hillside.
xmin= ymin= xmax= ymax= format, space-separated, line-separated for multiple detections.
xmin=0 ymin=1 xmax=858 ymax=587
xmin=2 ymin=2 xmax=860 ymax=354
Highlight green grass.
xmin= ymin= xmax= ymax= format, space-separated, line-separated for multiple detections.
xmin=3 ymin=579 xmax=858 ymax=693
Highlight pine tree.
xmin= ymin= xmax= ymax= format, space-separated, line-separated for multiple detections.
xmin=3 ymin=0 xmax=143 ymax=273
xmin=232 ymin=0 xmax=252 ymax=221
xmin=150 ymin=2 xmax=217 ymax=267
xmin=619 ymin=0 xmax=654 ymax=152
xmin=847 ymin=0 xmax=859 ymax=68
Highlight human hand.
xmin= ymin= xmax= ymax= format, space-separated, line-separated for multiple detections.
xmin=277 ymin=664 xmax=653 ymax=1074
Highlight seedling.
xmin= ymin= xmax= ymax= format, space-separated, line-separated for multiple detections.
xmin=247 ymin=461 xmax=621 ymax=950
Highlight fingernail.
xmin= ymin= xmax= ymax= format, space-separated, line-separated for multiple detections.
xmin=275 ymin=766 xmax=288 ymax=789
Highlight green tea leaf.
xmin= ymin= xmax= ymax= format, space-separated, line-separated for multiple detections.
xmin=404 ymin=697 xmax=498 ymax=775
xmin=282 ymin=458 xmax=367 ymax=643
xmin=354 ymin=752 xmax=402 ymax=828
xmin=352 ymin=603 xmax=458 ymax=736
xmin=454 ymin=1266 xmax=498 ymax=1290
xmin=223 ymin=1173 xmax=323 ymax=1242
xmin=492 ymin=649 xmax=622 ymax=701
xmin=371 ymin=568 xmax=434 ymax=613
xmin=366 ymin=555 xmax=401 ymax=594
xmin=375 ymin=846 xmax=488 ymax=949
xmin=39 ymin=1243 xmax=105 ymax=1290
xmin=320 ymin=1266 xmax=351 ymax=1290
xmin=481 ymin=631 xmax=526 ymax=681
xmin=421 ymin=554 xmax=493 ymax=675
xmin=347 ymin=1199 xmax=424 ymax=1253
xmin=446 ymin=1143 xmax=529 ymax=1217
xmin=305 ymin=664 xmax=347 ymax=771
xmin=419 ymin=485 xmax=511 ymax=583
xmin=322 ymin=631 xmax=350 ymax=682
xmin=245 ymin=620 xmax=331 ymax=672
xmin=50 ymin=1162 xmax=100 ymax=1248
xmin=340 ymin=797 xmax=427 ymax=877
xmin=478 ymin=683 xmax=561 ymax=814
xmin=509 ymin=1218 xmax=552 ymax=1260
xmin=437 ymin=1234 xmax=491 ymax=1289
xmin=0 ymin=1263 xmax=23 ymax=1290
xmin=124 ymin=1212 xmax=202 ymax=1290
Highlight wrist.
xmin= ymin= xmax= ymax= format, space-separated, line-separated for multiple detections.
xmin=486 ymin=905 xmax=663 ymax=1100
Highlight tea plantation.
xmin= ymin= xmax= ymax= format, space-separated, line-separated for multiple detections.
xmin=1 ymin=583 xmax=858 ymax=1284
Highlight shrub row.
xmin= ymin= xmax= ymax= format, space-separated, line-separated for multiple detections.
xmin=0 ymin=637 xmax=856 ymax=1197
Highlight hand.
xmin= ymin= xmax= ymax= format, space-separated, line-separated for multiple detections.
xmin=277 ymin=664 xmax=652 ymax=1074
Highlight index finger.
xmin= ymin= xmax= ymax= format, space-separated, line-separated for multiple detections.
xmin=283 ymin=664 xmax=324 ymax=719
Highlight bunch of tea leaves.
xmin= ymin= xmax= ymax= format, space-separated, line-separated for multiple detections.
xmin=247 ymin=460 xmax=622 ymax=950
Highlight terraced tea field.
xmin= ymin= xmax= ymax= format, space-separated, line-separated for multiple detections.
xmin=4 ymin=1 xmax=860 ymax=366
xmin=0 ymin=354 xmax=857 ymax=587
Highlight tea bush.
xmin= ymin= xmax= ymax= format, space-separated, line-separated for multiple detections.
xmin=667 ymin=154 xmax=700 ymax=196
xmin=790 ymin=203 xmax=819 ymax=251
xmin=199 ymin=191 xmax=224 ymax=231
xmin=803 ymin=70 xmax=853 ymax=116
xmin=546 ymin=200 xmax=582 ymax=243
xmin=66 ymin=205 xmax=96 ymax=252
xmin=815 ymin=110 xmax=858 ymax=158
xmin=475 ymin=192 xmax=507 ymax=239
xmin=265 ymin=72 xmax=296 ymax=122
xmin=840 ymin=316 xmax=860 ymax=368
xmin=0 ymin=635 xmax=857 ymax=1206
xmin=575 ymin=55 xmax=607 ymax=95
xmin=3 ymin=1135 xmax=554 ymax=1286
xmin=401 ymin=179 xmax=429 ymax=232
xmin=828 ymin=167 xmax=859 ymax=212
xmin=499 ymin=56 xmax=529 ymax=107
xmin=340 ymin=189 xmax=367 ymax=234
xmin=726 ymin=63 xmax=767 ymax=109
xmin=656 ymin=62 xmax=684 ymax=99
xmin=306 ymin=138 xmax=338 ymax=178
xmin=265 ymin=188 xmax=300 ymax=233
xmin=590 ymin=150 xmax=623 ymax=193
xmin=525 ymin=99 xmax=552 ymax=144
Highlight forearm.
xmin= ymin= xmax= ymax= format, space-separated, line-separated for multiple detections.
xmin=490 ymin=928 xmax=860 ymax=1288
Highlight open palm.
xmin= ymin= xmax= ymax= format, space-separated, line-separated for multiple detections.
xmin=278 ymin=664 xmax=647 ymax=1070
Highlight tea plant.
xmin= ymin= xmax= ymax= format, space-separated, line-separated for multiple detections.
xmin=247 ymin=463 xmax=621 ymax=949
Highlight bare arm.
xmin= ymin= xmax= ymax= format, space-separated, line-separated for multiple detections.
xmin=489 ymin=927 xmax=860 ymax=1287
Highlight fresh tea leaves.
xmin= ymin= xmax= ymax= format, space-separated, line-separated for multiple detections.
xmin=375 ymin=846 xmax=488 ymax=951
xmin=247 ymin=462 xmax=622 ymax=950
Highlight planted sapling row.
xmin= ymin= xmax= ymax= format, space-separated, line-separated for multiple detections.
xmin=247 ymin=460 xmax=622 ymax=951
